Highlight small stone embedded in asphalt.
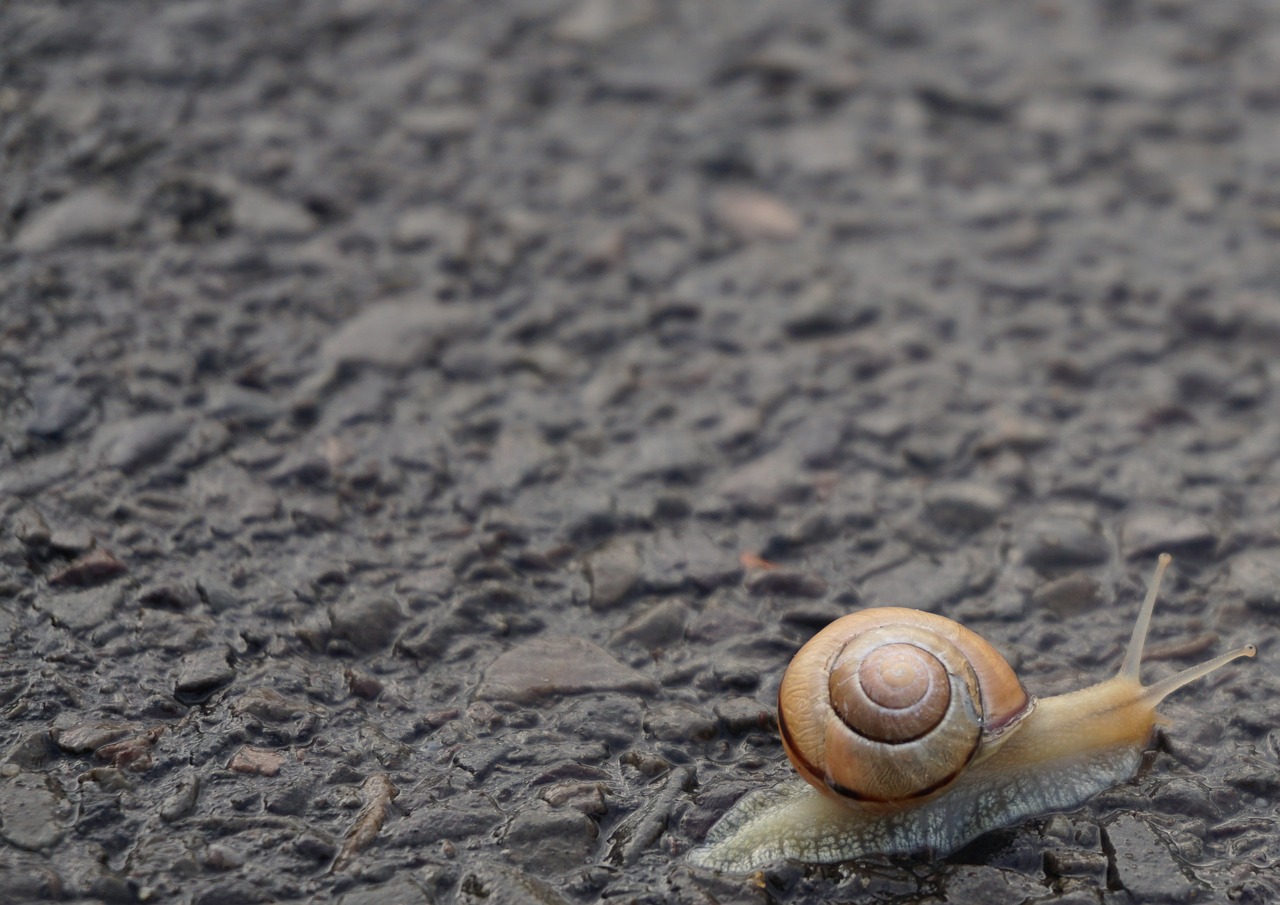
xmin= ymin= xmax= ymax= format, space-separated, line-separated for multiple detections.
xmin=51 ymin=720 xmax=136 ymax=755
xmin=502 ymin=801 xmax=598 ymax=873
xmin=1031 ymin=571 xmax=1104 ymax=618
xmin=924 ymin=481 xmax=1006 ymax=532
xmin=13 ymin=188 xmax=136 ymax=251
xmin=26 ymin=379 xmax=95 ymax=439
xmin=476 ymin=635 xmax=659 ymax=703
xmin=585 ymin=537 xmax=641 ymax=610
xmin=642 ymin=702 xmax=717 ymax=742
xmin=1121 ymin=509 xmax=1217 ymax=560
xmin=12 ymin=505 xmax=52 ymax=547
xmin=318 ymin=296 xmax=480 ymax=371
xmin=328 ymin=595 xmax=405 ymax=653
xmin=174 ymin=647 xmax=236 ymax=703
xmin=35 ymin=585 xmax=123 ymax=632
xmin=1230 ymin=551 xmax=1280 ymax=613
xmin=1021 ymin=513 xmax=1111 ymax=570
xmin=227 ymin=746 xmax=286 ymax=777
xmin=0 ymin=772 xmax=67 ymax=851
xmin=46 ymin=548 xmax=127 ymax=587
xmin=607 ymin=598 xmax=690 ymax=649
xmin=1104 ymin=815 xmax=1198 ymax=902
xmin=90 ymin=412 xmax=193 ymax=472
xmin=743 ymin=567 xmax=829 ymax=598
xmin=712 ymin=187 xmax=803 ymax=242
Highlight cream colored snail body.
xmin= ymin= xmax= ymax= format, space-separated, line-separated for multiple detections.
xmin=689 ymin=554 xmax=1256 ymax=872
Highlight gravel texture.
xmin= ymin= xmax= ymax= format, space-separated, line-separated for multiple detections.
xmin=2 ymin=1 xmax=1278 ymax=903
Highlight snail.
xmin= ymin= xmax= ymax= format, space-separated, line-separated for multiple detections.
xmin=688 ymin=554 xmax=1256 ymax=872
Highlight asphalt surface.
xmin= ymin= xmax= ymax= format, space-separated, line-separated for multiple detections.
xmin=2 ymin=1 xmax=1278 ymax=903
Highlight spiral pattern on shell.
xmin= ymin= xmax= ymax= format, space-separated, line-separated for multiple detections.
xmin=778 ymin=607 xmax=1031 ymax=805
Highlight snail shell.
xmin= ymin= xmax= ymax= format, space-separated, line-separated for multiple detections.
xmin=778 ymin=609 xmax=1032 ymax=806
xmin=689 ymin=554 xmax=1257 ymax=872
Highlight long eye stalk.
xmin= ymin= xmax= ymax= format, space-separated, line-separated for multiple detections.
xmin=1120 ymin=552 xmax=1257 ymax=705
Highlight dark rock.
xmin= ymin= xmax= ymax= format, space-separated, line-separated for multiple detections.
xmin=11 ymin=506 xmax=51 ymax=547
xmin=394 ymin=792 xmax=502 ymax=848
xmin=1104 ymin=814 xmax=1198 ymax=902
xmin=1031 ymin=571 xmax=1104 ymax=618
xmin=51 ymin=720 xmax=135 ymax=754
xmin=14 ymin=189 xmax=135 ymax=251
xmin=336 ymin=875 xmax=434 ymax=905
xmin=743 ymin=568 xmax=829 ymax=598
xmin=0 ymin=772 xmax=66 ymax=850
xmin=174 ymin=647 xmax=235 ymax=703
xmin=1021 ymin=514 xmax=1111 ymax=570
xmin=1230 ymin=551 xmax=1280 ymax=616
xmin=859 ymin=554 xmax=972 ymax=610
xmin=91 ymin=413 xmax=192 ymax=472
xmin=47 ymin=548 xmax=126 ymax=587
xmin=1121 ymin=510 xmax=1217 ymax=560
xmin=476 ymin=636 xmax=658 ymax=703
xmin=714 ymin=697 xmax=772 ymax=734
xmin=329 ymin=596 xmax=405 ymax=653
xmin=608 ymin=599 xmax=690 ymax=649
xmin=457 ymin=863 xmax=572 ymax=905
xmin=26 ymin=379 xmax=94 ymax=438
xmin=924 ymin=481 xmax=1006 ymax=532
xmin=642 ymin=702 xmax=717 ymax=742
xmin=318 ymin=297 xmax=480 ymax=371
xmin=585 ymin=538 xmax=641 ymax=610
xmin=502 ymin=801 xmax=598 ymax=873
xmin=34 ymin=586 xmax=123 ymax=632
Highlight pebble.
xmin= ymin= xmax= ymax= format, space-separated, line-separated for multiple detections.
xmin=642 ymin=702 xmax=717 ymax=742
xmin=1229 ymin=551 xmax=1280 ymax=614
xmin=35 ymin=586 xmax=123 ymax=632
xmin=227 ymin=746 xmax=285 ymax=777
xmin=318 ymin=297 xmax=479 ymax=371
xmin=12 ymin=506 xmax=51 ymax=547
xmin=1104 ymin=814 xmax=1198 ymax=902
xmin=1020 ymin=513 xmax=1111 ymax=570
xmin=47 ymin=548 xmax=127 ymax=588
xmin=502 ymin=801 xmax=598 ymax=873
xmin=585 ymin=538 xmax=641 ymax=610
xmin=640 ymin=529 xmax=740 ymax=593
xmin=712 ymin=188 xmax=802 ymax=241
xmin=390 ymin=206 xmax=474 ymax=257
xmin=476 ymin=635 xmax=658 ymax=704
xmin=1121 ymin=510 xmax=1217 ymax=559
xmin=859 ymin=554 xmax=972 ymax=610
xmin=1030 ymin=571 xmax=1104 ymax=618
xmin=455 ymin=863 xmax=572 ymax=905
xmin=607 ymin=598 xmax=690 ymax=649
xmin=540 ymin=781 xmax=608 ymax=817
xmin=174 ymin=647 xmax=236 ymax=703
xmin=336 ymin=876 xmax=433 ymax=905
xmin=90 ymin=413 xmax=192 ymax=472
xmin=328 ymin=596 xmax=405 ymax=653
xmin=391 ymin=792 xmax=502 ymax=847
xmin=743 ymin=568 xmax=828 ymax=598
xmin=46 ymin=527 xmax=94 ymax=554
xmin=923 ymin=481 xmax=1006 ymax=532
xmin=0 ymin=772 xmax=66 ymax=850
xmin=714 ymin=697 xmax=772 ymax=734
xmin=225 ymin=182 xmax=317 ymax=238
xmin=50 ymin=720 xmax=137 ymax=755
xmin=13 ymin=189 xmax=136 ymax=251
xmin=26 ymin=379 xmax=95 ymax=438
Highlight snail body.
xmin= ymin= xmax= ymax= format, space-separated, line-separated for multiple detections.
xmin=689 ymin=554 xmax=1256 ymax=872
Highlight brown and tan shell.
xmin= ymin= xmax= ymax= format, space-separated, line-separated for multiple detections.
xmin=777 ymin=607 xmax=1032 ymax=805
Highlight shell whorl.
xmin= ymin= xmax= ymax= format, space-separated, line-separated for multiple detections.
xmin=778 ymin=607 xmax=1031 ymax=805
